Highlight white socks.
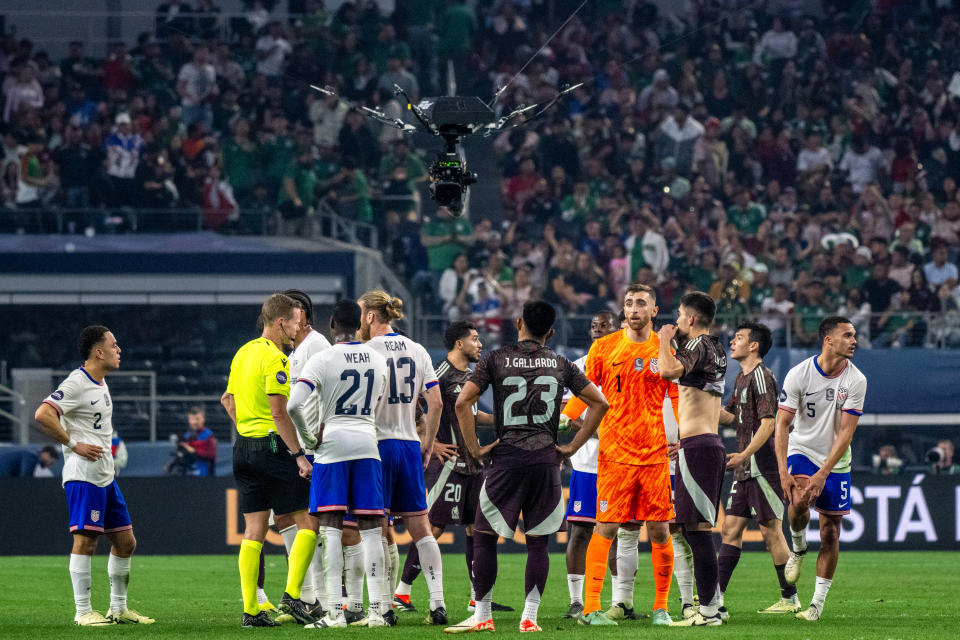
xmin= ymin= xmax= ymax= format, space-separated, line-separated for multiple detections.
xmin=395 ymin=580 xmax=412 ymax=597
xmin=613 ymin=528 xmax=639 ymax=607
xmin=416 ymin=535 xmax=445 ymax=610
xmin=812 ymin=576 xmax=832 ymax=610
xmin=308 ymin=536 xmax=325 ymax=605
xmin=672 ymin=531 xmax=695 ymax=605
xmin=791 ymin=525 xmax=808 ymax=553
xmin=388 ymin=542 xmax=400 ymax=594
xmin=521 ymin=586 xmax=541 ymax=624
xmin=359 ymin=528 xmax=387 ymax=615
xmin=318 ymin=526 xmax=344 ymax=617
xmin=344 ymin=543 xmax=365 ymax=612
xmin=475 ymin=589 xmax=492 ymax=620
xmin=280 ymin=524 xmax=314 ymax=601
xmin=567 ymin=574 xmax=584 ymax=605
xmin=107 ymin=553 xmax=130 ymax=612
xmin=256 ymin=588 xmax=269 ymax=605
xmin=70 ymin=553 xmax=93 ymax=616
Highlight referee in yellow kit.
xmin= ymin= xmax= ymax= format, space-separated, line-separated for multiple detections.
xmin=221 ymin=293 xmax=318 ymax=627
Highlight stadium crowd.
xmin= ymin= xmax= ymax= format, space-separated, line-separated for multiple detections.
xmin=2 ymin=1 xmax=960 ymax=347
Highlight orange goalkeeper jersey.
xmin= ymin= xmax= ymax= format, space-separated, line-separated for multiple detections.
xmin=565 ymin=329 xmax=678 ymax=466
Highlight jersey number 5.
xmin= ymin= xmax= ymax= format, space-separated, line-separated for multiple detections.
xmin=503 ymin=375 xmax=558 ymax=426
xmin=335 ymin=369 xmax=376 ymax=416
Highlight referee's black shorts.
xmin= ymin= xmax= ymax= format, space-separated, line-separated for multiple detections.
xmin=233 ymin=434 xmax=309 ymax=515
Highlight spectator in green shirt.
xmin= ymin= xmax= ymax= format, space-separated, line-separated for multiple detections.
xmin=793 ymin=279 xmax=828 ymax=346
xmin=726 ymin=186 xmax=766 ymax=235
xmin=277 ymin=151 xmax=319 ymax=234
xmin=378 ymin=138 xmax=427 ymax=186
xmin=844 ymin=246 xmax=873 ymax=290
xmin=329 ymin=157 xmax=373 ymax=224
xmin=220 ymin=118 xmax=259 ymax=203
xmin=262 ymin=115 xmax=297 ymax=196
xmin=436 ymin=0 xmax=476 ymax=92
xmin=421 ymin=210 xmax=475 ymax=273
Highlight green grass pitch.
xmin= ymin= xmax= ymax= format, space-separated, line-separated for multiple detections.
xmin=1 ymin=551 xmax=954 ymax=639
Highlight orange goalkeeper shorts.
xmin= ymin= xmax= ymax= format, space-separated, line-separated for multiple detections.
xmin=595 ymin=458 xmax=674 ymax=523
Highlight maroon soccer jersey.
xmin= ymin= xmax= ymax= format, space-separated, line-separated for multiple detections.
xmin=724 ymin=362 xmax=780 ymax=481
xmin=470 ymin=340 xmax=589 ymax=453
xmin=434 ymin=358 xmax=482 ymax=475
xmin=676 ymin=333 xmax=727 ymax=395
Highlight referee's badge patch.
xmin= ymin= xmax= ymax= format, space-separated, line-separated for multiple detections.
xmin=276 ymin=371 xmax=287 ymax=384
xmin=574 ymin=501 xmax=582 ymax=512
xmin=599 ymin=500 xmax=608 ymax=512
xmin=52 ymin=390 xmax=64 ymax=401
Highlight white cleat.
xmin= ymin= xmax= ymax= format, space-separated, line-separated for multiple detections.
xmin=681 ymin=602 xmax=698 ymax=619
xmin=304 ymin=614 xmax=347 ymax=628
xmin=107 ymin=608 xmax=155 ymax=624
xmin=758 ymin=596 xmax=802 ymax=614
xmin=670 ymin=611 xmax=722 ymax=626
xmin=75 ymin=611 xmax=115 ymax=626
xmin=796 ymin=603 xmax=821 ymax=621
xmin=784 ymin=550 xmax=806 ymax=584
xmin=444 ymin=615 xmax=495 ymax=634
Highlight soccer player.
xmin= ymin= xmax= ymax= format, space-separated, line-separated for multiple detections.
xmin=221 ymin=293 xmax=317 ymax=627
xmin=775 ymin=316 xmax=867 ymax=621
xmin=557 ymin=310 xmax=618 ymax=618
xmin=395 ymin=321 xmax=510 ymax=613
xmin=274 ymin=289 xmax=332 ymax=619
xmin=657 ymin=291 xmax=728 ymax=627
xmin=716 ymin=322 xmax=800 ymax=619
xmin=34 ymin=325 xmax=154 ymax=626
xmin=287 ymin=299 xmax=391 ymax=628
xmin=445 ymin=300 xmax=609 ymax=633
xmin=359 ymin=290 xmax=447 ymax=625
xmin=578 ymin=285 xmax=679 ymax=627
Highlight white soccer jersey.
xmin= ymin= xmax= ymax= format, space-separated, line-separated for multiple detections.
xmin=296 ymin=341 xmax=388 ymax=464
xmin=367 ymin=332 xmax=439 ymax=441
xmin=779 ymin=356 xmax=867 ymax=474
xmin=289 ymin=329 xmax=332 ymax=450
xmin=43 ymin=367 xmax=115 ymax=487
xmin=567 ymin=355 xmax=599 ymax=474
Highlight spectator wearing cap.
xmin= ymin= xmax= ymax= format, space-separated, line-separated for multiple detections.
xmin=638 ymin=68 xmax=678 ymax=116
xmin=654 ymin=102 xmax=703 ymax=176
xmin=924 ymin=241 xmax=959 ymax=289
xmin=105 ymin=112 xmax=144 ymax=207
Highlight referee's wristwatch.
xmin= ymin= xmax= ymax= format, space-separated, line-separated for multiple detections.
xmin=292 ymin=448 xmax=307 ymax=458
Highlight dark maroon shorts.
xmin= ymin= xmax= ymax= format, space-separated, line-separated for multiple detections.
xmin=473 ymin=461 xmax=564 ymax=539
xmin=674 ymin=433 xmax=726 ymax=527
xmin=725 ymin=474 xmax=785 ymax=523
xmin=425 ymin=458 xmax=482 ymax=527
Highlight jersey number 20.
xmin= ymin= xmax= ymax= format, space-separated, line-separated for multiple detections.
xmin=502 ymin=375 xmax=558 ymax=426
xmin=335 ymin=369 xmax=376 ymax=416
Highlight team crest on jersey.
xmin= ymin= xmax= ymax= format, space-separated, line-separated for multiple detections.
xmin=276 ymin=371 xmax=287 ymax=384
xmin=650 ymin=359 xmax=658 ymax=373
xmin=451 ymin=506 xmax=459 ymax=520
xmin=599 ymin=500 xmax=608 ymax=512
xmin=837 ymin=387 xmax=848 ymax=403
xmin=634 ymin=358 xmax=644 ymax=371
xmin=574 ymin=501 xmax=582 ymax=513
xmin=104 ymin=393 xmax=111 ymax=407
xmin=740 ymin=388 xmax=748 ymax=403
xmin=52 ymin=390 xmax=64 ymax=401
xmin=90 ymin=510 xmax=100 ymax=523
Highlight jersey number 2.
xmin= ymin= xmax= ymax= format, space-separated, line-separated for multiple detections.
xmin=92 ymin=412 xmax=102 ymax=429
xmin=503 ymin=376 xmax=558 ymax=426
xmin=335 ymin=369 xmax=376 ymax=416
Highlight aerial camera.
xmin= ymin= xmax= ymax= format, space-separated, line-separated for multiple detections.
xmin=311 ymin=83 xmax=581 ymax=216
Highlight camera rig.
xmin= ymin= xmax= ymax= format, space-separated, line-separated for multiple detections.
xmin=311 ymin=82 xmax=581 ymax=215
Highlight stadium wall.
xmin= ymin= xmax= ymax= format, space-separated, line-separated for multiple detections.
xmin=2 ymin=474 xmax=957 ymax=555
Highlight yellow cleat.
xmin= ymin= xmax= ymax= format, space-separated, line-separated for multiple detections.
xmin=758 ymin=596 xmax=801 ymax=614
xmin=107 ymin=608 xmax=155 ymax=624
xmin=796 ymin=604 xmax=821 ymax=621
xmin=75 ymin=611 xmax=115 ymax=626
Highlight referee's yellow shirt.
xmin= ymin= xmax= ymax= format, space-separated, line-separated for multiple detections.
xmin=226 ymin=337 xmax=291 ymax=437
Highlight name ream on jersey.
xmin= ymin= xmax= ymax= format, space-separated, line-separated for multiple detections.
xmin=384 ymin=339 xmax=407 ymax=352
xmin=344 ymin=352 xmax=371 ymax=364
xmin=508 ymin=357 xmax=557 ymax=369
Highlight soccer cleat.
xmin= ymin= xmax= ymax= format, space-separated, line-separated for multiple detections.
xmin=785 ymin=550 xmax=806 ymax=584
xmin=383 ymin=609 xmax=398 ymax=626
xmin=306 ymin=600 xmax=325 ymax=620
xmin=394 ymin=594 xmax=418 ymax=612
xmin=605 ymin=602 xmax=648 ymax=620
xmin=758 ymin=596 xmax=802 ymax=614
xmin=344 ymin=608 xmax=365 ymax=624
xmin=444 ymin=615 xmax=495 ymax=633
xmin=426 ymin=607 xmax=448 ymax=625
xmin=718 ymin=606 xmax=729 ymax=622
xmin=278 ymin=592 xmax=317 ymax=625
xmin=107 ymin=609 xmax=155 ymax=624
xmin=681 ymin=602 xmax=698 ymax=619
xmin=468 ymin=599 xmax=513 ymax=612
xmin=519 ymin=619 xmax=542 ymax=632
xmin=578 ymin=611 xmax=617 ymax=626
xmin=564 ymin=602 xmax=584 ymax=618
xmin=651 ymin=609 xmax=672 ymax=626
xmin=366 ymin=611 xmax=387 ymax=627
xmin=796 ymin=603 xmax=821 ymax=621
xmin=241 ymin=611 xmax=280 ymax=627
xmin=304 ymin=614 xmax=347 ymax=628
xmin=75 ymin=611 xmax=115 ymax=626
xmin=670 ymin=611 xmax=722 ymax=626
